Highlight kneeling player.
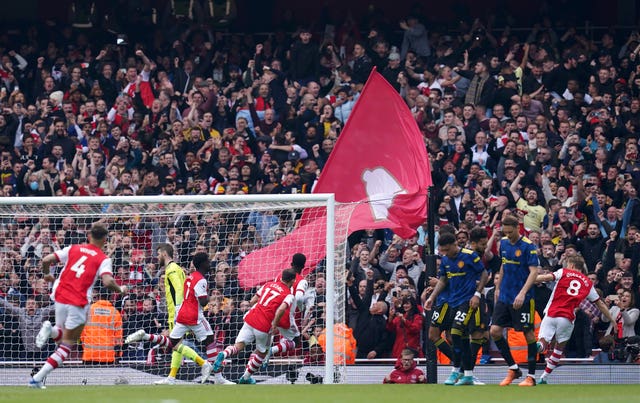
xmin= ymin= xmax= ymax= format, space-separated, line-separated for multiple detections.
xmin=535 ymin=256 xmax=615 ymax=384
xmin=213 ymin=268 xmax=296 ymax=384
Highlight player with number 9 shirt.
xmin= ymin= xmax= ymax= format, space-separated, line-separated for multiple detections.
xmin=534 ymin=256 xmax=615 ymax=384
xmin=213 ymin=268 xmax=297 ymax=384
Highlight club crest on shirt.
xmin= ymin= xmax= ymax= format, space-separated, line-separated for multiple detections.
xmin=515 ymin=249 xmax=522 ymax=257
xmin=457 ymin=261 xmax=465 ymax=268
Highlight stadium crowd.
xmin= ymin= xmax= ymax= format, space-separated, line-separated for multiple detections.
xmin=1 ymin=3 xmax=640 ymax=370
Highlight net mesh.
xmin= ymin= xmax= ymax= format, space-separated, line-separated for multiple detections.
xmin=0 ymin=196 xmax=351 ymax=385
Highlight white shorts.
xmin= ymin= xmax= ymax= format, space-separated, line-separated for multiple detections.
xmin=170 ymin=314 xmax=213 ymax=342
xmin=539 ymin=316 xmax=574 ymax=344
xmin=236 ymin=323 xmax=271 ymax=353
xmin=278 ymin=322 xmax=300 ymax=340
xmin=56 ymin=303 xmax=90 ymax=330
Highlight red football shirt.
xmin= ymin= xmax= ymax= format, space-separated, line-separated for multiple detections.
xmin=246 ymin=281 xmax=293 ymax=333
xmin=544 ymin=268 xmax=599 ymax=322
xmin=52 ymin=244 xmax=112 ymax=307
xmin=176 ymin=271 xmax=207 ymax=326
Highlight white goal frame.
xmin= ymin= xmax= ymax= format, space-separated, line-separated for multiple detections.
xmin=0 ymin=194 xmax=340 ymax=385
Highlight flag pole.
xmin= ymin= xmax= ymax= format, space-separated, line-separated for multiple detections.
xmin=424 ymin=185 xmax=438 ymax=384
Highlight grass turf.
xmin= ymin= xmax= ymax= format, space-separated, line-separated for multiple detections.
xmin=2 ymin=384 xmax=639 ymax=403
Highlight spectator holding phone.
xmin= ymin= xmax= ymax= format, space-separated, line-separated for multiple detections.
xmin=387 ymin=296 xmax=423 ymax=358
xmin=602 ymin=289 xmax=639 ymax=338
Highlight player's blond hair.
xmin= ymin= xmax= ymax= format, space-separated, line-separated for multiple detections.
xmin=567 ymin=255 xmax=586 ymax=273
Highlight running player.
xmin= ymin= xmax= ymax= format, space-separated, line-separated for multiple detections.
xmin=153 ymin=243 xmax=213 ymax=384
xmin=262 ymin=253 xmax=311 ymax=368
xmin=30 ymin=224 xmax=125 ymax=389
xmin=535 ymin=256 xmax=615 ymax=384
xmin=212 ymin=268 xmax=296 ymax=384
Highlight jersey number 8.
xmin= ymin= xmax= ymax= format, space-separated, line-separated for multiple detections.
xmin=566 ymin=280 xmax=581 ymax=296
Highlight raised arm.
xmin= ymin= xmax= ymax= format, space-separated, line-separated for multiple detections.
xmin=535 ymin=273 xmax=555 ymax=284
xmin=101 ymin=273 xmax=125 ymax=294
xmin=595 ymin=298 xmax=615 ymax=324
xmin=509 ymin=171 xmax=525 ymax=202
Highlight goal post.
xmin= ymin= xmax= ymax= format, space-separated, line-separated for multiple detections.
xmin=0 ymin=194 xmax=350 ymax=386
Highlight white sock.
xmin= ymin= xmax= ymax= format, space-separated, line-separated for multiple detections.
xmin=464 ymin=370 xmax=473 ymax=377
xmin=33 ymin=363 xmax=54 ymax=382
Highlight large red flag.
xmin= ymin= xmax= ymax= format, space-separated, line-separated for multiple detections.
xmin=238 ymin=70 xmax=432 ymax=288
xmin=312 ymin=70 xmax=431 ymax=237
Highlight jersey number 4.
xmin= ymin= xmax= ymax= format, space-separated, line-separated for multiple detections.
xmin=259 ymin=290 xmax=280 ymax=307
xmin=69 ymin=255 xmax=88 ymax=278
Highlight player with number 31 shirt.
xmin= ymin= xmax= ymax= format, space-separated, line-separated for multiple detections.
xmin=535 ymin=256 xmax=615 ymax=384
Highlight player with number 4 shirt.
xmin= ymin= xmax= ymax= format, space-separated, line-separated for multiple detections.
xmin=534 ymin=256 xmax=615 ymax=384
xmin=29 ymin=224 xmax=125 ymax=389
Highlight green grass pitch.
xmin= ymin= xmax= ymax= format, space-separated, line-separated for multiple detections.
xmin=2 ymin=384 xmax=639 ymax=403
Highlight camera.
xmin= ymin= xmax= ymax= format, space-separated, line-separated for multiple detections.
xmin=611 ymin=336 xmax=640 ymax=363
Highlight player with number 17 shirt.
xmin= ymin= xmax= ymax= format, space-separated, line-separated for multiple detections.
xmin=213 ymin=268 xmax=296 ymax=384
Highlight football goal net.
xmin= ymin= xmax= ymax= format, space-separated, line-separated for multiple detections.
xmin=0 ymin=194 xmax=352 ymax=386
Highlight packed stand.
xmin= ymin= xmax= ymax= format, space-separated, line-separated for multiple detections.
xmin=0 ymin=7 xmax=639 ymax=366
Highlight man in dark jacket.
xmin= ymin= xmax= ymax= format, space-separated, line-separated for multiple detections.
xmin=289 ymin=29 xmax=319 ymax=85
xmin=458 ymin=58 xmax=496 ymax=108
xmin=0 ymin=111 xmax=19 ymax=151
xmin=576 ymin=223 xmax=607 ymax=272
xmin=348 ymin=276 xmax=392 ymax=359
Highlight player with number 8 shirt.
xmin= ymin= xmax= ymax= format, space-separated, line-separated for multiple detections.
xmin=534 ymin=255 xmax=615 ymax=384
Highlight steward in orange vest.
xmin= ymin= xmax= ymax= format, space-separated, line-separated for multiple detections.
xmin=81 ymin=294 xmax=123 ymax=364
xmin=318 ymin=323 xmax=357 ymax=364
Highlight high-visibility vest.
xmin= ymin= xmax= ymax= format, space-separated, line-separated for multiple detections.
xmin=507 ymin=311 xmax=541 ymax=363
xmin=318 ymin=323 xmax=357 ymax=365
xmin=81 ymin=299 xmax=123 ymax=363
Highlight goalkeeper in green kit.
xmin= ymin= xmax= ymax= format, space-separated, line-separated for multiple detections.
xmin=153 ymin=244 xmax=205 ymax=384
